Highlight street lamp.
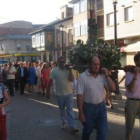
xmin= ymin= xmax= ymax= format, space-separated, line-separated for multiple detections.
xmin=113 ymin=0 xmax=118 ymax=46
xmin=113 ymin=0 xmax=120 ymax=95
xmin=59 ymin=24 xmax=64 ymax=56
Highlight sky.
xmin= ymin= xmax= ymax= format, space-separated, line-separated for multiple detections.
xmin=0 ymin=0 xmax=69 ymax=25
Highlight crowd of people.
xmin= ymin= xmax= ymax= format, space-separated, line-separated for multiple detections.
xmin=0 ymin=59 xmax=58 ymax=98
xmin=0 ymin=53 xmax=140 ymax=140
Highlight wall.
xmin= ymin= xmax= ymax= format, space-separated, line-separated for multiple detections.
xmin=73 ymin=10 xmax=88 ymax=43
xmin=1 ymin=39 xmax=31 ymax=54
xmin=104 ymin=0 xmax=140 ymax=40
xmin=126 ymin=53 xmax=136 ymax=65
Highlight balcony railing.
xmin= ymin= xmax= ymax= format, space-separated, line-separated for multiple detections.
xmin=94 ymin=0 xmax=103 ymax=11
xmin=98 ymin=28 xmax=104 ymax=38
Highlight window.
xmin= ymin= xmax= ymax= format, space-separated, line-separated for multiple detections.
xmin=68 ymin=29 xmax=73 ymax=45
xmin=57 ymin=31 xmax=60 ymax=45
xmin=81 ymin=20 xmax=88 ymax=35
xmin=41 ymin=32 xmax=45 ymax=46
xmin=74 ymin=23 xmax=80 ymax=37
xmin=124 ymin=6 xmax=133 ymax=21
xmin=46 ymin=32 xmax=53 ymax=44
xmin=74 ymin=1 xmax=80 ymax=15
xmin=67 ymin=9 xmax=73 ymax=17
xmin=36 ymin=33 xmax=40 ymax=47
xmin=107 ymin=13 xmax=114 ymax=26
xmin=32 ymin=35 xmax=36 ymax=48
xmin=26 ymin=44 xmax=30 ymax=50
xmin=80 ymin=0 xmax=87 ymax=12
xmin=0 ymin=44 xmax=4 ymax=51
xmin=63 ymin=31 xmax=66 ymax=44
xmin=17 ymin=43 xmax=21 ymax=51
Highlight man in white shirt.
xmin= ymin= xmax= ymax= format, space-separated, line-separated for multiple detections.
xmin=77 ymin=56 xmax=116 ymax=140
xmin=6 ymin=62 xmax=16 ymax=96
xmin=35 ymin=62 xmax=42 ymax=94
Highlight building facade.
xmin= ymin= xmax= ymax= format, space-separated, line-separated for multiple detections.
xmin=54 ymin=5 xmax=73 ymax=60
xmin=30 ymin=5 xmax=73 ymax=62
xmin=30 ymin=0 xmax=140 ymax=66
xmin=69 ymin=0 xmax=104 ymax=43
xmin=104 ymin=0 xmax=140 ymax=65
xmin=0 ymin=21 xmax=41 ymax=61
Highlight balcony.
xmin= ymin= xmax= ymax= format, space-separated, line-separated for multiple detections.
xmin=94 ymin=0 xmax=104 ymax=14
xmin=98 ymin=28 xmax=104 ymax=38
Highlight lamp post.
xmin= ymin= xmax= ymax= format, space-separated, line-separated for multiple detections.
xmin=59 ymin=24 xmax=64 ymax=56
xmin=113 ymin=0 xmax=120 ymax=95
xmin=113 ymin=0 xmax=118 ymax=46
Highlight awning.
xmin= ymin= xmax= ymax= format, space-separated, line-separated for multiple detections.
xmin=13 ymin=53 xmax=40 ymax=57
xmin=0 ymin=53 xmax=40 ymax=58
xmin=124 ymin=42 xmax=140 ymax=52
xmin=0 ymin=54 xmax=12 ymax=58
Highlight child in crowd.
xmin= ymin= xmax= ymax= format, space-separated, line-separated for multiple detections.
xmin=0 ymin=82 xmax=10 ymax=140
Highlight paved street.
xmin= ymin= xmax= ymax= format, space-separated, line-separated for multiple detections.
xmin=6 ymin=86 xmax=140 ymax=140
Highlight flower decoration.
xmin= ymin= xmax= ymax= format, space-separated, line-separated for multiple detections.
xmin=67 ymin=39 xmax=121 ymax=72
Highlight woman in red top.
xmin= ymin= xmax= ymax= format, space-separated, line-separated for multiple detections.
xmin=41 ymin=62 xmax=50 ymax=98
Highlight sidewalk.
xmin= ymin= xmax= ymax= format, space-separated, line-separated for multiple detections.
xmin=6 ymin=87 xmax=140 ymax=140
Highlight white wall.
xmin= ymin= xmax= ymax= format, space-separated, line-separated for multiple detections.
xmin=73 ymin=10 xmax=88 ymax=43
xmin=104 ymin=0 xmax=140 ymax=40
xmin=1 ymin=39 xmax=31 ymax=54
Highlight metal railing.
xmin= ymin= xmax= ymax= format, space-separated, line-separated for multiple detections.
xmin=94 ymin=0 xmax=103 ymax=11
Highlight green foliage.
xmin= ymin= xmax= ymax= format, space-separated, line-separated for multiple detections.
xmin=67 ymin=39 xmax=121 ymax=72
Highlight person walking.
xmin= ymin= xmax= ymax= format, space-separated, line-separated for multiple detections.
xmin=76 ymin=56 xmax=116 ymax=140
xmin=125 ymin=53 xmax=140 ymax=140
xmin=0 ymin=82 xmax=10 ymax=140
xmin=35 ymin=62 xmax=42 ymax=94
xmin=17 ymin=62 xmax=28 ymax=95
xmin=47 ymin=56 xmax=79 ymax=133
xmin=5 ymin=62 xmax=16 ymax=96
xmin=28 ymin=62 xmax=36 ymax=93
xmin=1 ymin=64 xmax=8 ymax=86
xmin=50 ymin=61 xmax=57 ymax=95
xmin=41 ymin=62 xmax=50 ymax=97
xmin=13 ymin=59 xmax=20 ymax=90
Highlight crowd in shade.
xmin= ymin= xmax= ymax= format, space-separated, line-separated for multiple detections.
xmin=0 ymin=59 xmax=57 ymax=98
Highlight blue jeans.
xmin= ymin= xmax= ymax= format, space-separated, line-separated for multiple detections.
xmin=82 ymin=102 xmax=108 ymax=140
xmin=57 ymin=94 xmax=77 ymax=129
